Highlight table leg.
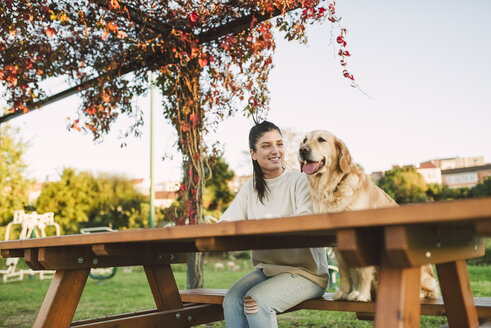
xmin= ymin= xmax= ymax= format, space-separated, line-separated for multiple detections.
xmin=34 ymin=269 xmax=90 ymax=328
xmin=375 ymin=254 xmax=421 ymax=328
xmin=436 ymin=260 xmax=479 ymax=328
xmin=144 ymin=264 xmax=183 ymax=311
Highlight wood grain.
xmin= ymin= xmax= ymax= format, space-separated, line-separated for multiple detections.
xmin=336 ymin=228 xmax=382 ymax=267
xmin=34 ymin=269 xmax=89 ymax=328
xmin=35 ymin=245 xmax=191 ymax=270
xmin=144 ymin=264 xmax=183 ymax=311
xmin=437 ymin=260 xmax=479 ymax=328
xmin=0 ymin=197 xmax=489 ymax=251
xmin=180 ymin=289 xmax=491 ymax=318
xmin=69 ymin=303 xmax=223 ymax=328
xmin=375 ymin=254 xmax=422 ymax=328
xmin=195 ymin=235 xmax=336 ymax=252
xmin=385 ymin=225 xmax=485 ymax=267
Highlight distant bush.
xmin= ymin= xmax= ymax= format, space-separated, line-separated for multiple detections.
xmin=35 ymin=168 xmax=147 ymax=234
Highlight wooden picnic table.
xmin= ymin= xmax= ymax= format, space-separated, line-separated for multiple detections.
xmin=1 ymin=197 xmax=490 ymax=328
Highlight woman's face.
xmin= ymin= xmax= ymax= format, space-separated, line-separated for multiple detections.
xmin=250 ymin=130 xmax=284 ymax=179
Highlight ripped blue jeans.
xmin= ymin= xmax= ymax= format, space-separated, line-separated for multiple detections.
xmin=222 ymin=269 xmax=325 ymax=328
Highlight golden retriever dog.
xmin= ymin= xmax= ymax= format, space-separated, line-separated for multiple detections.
xmin=299 ymin=130 xmax=438 ymax=302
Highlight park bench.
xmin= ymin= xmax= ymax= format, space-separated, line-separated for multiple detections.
xmin=180 ymin=288 xmax=491 ymax=322
xmin=0 ymin=197 xmax=490 ymax=327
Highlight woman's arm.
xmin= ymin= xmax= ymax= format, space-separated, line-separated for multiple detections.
xmin=219 ymin=179 xmax=250 ymax=222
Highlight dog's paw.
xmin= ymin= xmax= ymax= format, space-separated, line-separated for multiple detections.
xmin=420 ymin=289 xmax=438 ymax=299
xmin=347 ymin=291 xmax=371 ymax=302
xmin=332 ymin=290 xmax=349 ymax=301
xmin=420 ymin=274 xmax=439 ymax=299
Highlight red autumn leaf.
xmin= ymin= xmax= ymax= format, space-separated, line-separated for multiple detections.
xmin=71 ymin=119 xmax=81 ymax=132
xmin=190 ymin=41 xmax=199 ymax=58
xmin=117 ymin=30 xmax=127 ymax=39
xmin=7 ymin=75 xmax=17 ymax=86
xmin=189 ymin=113 xmax=199 ymax=126
xmin=343 ymin=70 xmax=354 ymax=80
xmin=336 ymin=36 xmax=346 ymax=47
xmin=329 ymin=2 xmax=336 ymax=14
xmin=187 ymin=12 xmax=198 ymax=26
xmin=109 ymin=0 xmax=120 ymax=10
xmin=45 ymin=27 xmax=56 ymax=37
xmin=106 ymin=21 xmax=118 ymax=32
xmin=189 ymin=12 xmax=198 ymax=23
xmin=198 ymin=53 xmax=208 ymax=67
xmin=85 ymin=107 xmax=96 ymax=115
xmin=338 ymin=50 xmax=351 ymax=57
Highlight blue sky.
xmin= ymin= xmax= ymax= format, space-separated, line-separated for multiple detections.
xmin=6 ymin=0 xmax=491 ymax=183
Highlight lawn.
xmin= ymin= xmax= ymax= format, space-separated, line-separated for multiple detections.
xmin=0 ymin=258 xmax=489 ymax=328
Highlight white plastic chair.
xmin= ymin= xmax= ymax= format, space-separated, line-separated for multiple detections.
xmin=1 ymin=210 xmax=60 ymax=282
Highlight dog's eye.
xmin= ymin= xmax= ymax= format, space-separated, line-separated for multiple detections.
xmin=318 ymin=137 xmax=326 ymax=142
xmin=302 ymin=138 xmax=307 ymax=144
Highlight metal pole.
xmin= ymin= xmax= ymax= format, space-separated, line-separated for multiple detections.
xmin=149 ymin=72 xmax=155 ymax=228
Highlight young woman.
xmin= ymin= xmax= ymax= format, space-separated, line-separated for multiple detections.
xmin=219 ymin=121 xmax=329 ymax=327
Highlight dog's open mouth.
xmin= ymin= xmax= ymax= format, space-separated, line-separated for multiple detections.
xmin=301 ymin=159 xmax=325 ymax=175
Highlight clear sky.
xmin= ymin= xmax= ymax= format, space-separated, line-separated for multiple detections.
xmin=5 ymin=0 xmax=491 ymax=184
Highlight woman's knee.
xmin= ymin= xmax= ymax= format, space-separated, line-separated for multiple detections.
xmin=243 ymin=295 xmax=260 ymax=315
xmin=243 ymin=290 xmax=275 ymax=316
xmin=223 ymin=288 xmax=241 ymax=311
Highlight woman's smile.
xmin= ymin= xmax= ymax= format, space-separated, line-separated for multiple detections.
xmin=250 ymin=130 xmax=284 ymax=179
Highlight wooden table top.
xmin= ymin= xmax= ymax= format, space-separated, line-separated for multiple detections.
xmin=1 ymin=197 xmax=489 ymax=252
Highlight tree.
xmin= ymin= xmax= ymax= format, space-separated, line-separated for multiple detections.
xmin=0 ymin=124 xmax=32 ymax=228
xmin=471 ymin=177 xmax=491 ymax=198
xmin=36 ymin=168 xmax=98 ymax=234
xmin=426 ymin=183 xmax=470 ymax=202
xmin=36 ymin=168 xmax=146 ymax=234
xmin=1 ymin=0 xmax=351 ymax=288
xmin=86 ymin=173 xmax=147 ymax=228
xmin=377 ymin=167 xmax=429 ymax=204
xmin=203 ymin=156 xmax=235 ymax=216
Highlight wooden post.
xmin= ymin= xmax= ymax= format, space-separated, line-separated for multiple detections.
xmin=144 ymin=264 xmax=183 ymax=311
xmin=33 ymin=269 xmax=89 ymax=328
xmin=436 ymin=260 xmax=479 ymax=328
xmin=375 ymin=254 xmax=421 ymax=328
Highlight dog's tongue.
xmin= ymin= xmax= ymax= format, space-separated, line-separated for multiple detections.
xmin=302 ymin=162 xmax=321 ymax=175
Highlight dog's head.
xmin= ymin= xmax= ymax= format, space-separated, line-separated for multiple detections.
xmin=298 ymin=130 xmax=352 ymax=176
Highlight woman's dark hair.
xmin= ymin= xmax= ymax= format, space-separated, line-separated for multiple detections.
xmin=249 ymin=120 xmax=282 ymax=204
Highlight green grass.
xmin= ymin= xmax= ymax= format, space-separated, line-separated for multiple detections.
xmin=0 ymin=259 xmax=489 ymax=327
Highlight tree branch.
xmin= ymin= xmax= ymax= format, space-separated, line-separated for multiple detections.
xmin=1 ymin=59 xmax=149 ymax=124
xmin=0 ymin=4 xmax=293 ymax=124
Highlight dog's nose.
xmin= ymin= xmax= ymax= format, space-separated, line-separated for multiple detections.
xmin=299 ymin=146 xmax=310 ymax=156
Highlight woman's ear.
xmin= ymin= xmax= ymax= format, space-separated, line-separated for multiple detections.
xmin=250 ymin=149 xmax=257 ymax=161
xmin=335 ymin=138 xmax=352 ymax=173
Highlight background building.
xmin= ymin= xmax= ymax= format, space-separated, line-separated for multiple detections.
xmin=441 ymin=164 xmax=491 ymax=189
xmin=417 ymin=161 xmax=442 ymax=184
xmin=371 ymin=156 xmax=489 ymax=189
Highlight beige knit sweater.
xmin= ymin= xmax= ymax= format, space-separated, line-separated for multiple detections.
xmin=219 ymin=170 xmax=330 ymax=288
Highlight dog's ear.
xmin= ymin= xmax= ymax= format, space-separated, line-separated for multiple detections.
xmin=335 ymin=138 xmax=352 ymax=173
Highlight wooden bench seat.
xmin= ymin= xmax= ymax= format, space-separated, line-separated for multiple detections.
xmin=180 ymin=288 xmax=491 ymax=319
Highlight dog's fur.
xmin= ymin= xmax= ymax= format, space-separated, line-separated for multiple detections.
xmin=299 ymin=130 xmax=438 ymax=302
